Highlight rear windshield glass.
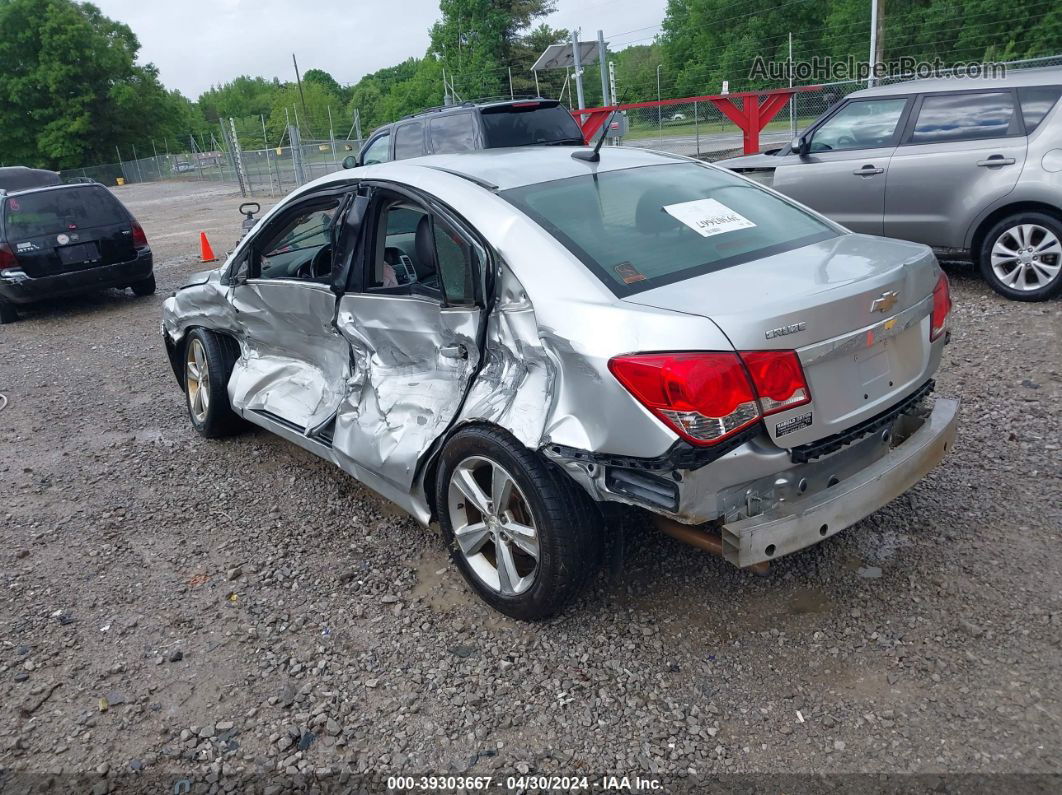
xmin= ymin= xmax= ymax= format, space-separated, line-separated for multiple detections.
xmin=3 ymin=186 xmax=127 ymax=238
xmin=480 ymin=104 xmax=584 ymax=148
xmin=501 ymin=163 xmax=837 ymax=296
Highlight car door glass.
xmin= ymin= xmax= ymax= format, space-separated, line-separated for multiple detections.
xmin=1018 ymin=86 xmax=1062 ymax=132
xmin=433 ymin=220 xmax=477 ymax=305
xmin=362 ymin=133 xmax=390 ymax=165
xmin=257 ymin=200 xmax=340 ymax=281
xmin=909 ymin=92 xmax=1017 ymax=144
xmin=809 ymin=98 xmax=907 ymax=153
xmin=393 ymin=121 xmax=426 ymax=160
xmin=372 ymin=202 xmax=437 ymax=290
xmin=429 ymin=113 xmax=476 ymax=154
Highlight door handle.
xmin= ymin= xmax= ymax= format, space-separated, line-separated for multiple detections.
xmin=977 ymin=156 xmax=1016 ymax=167
xmin=440 ymin=344 xmax=468 ymax=360
xmin=852 ymin=165 xmax=884 ymax=176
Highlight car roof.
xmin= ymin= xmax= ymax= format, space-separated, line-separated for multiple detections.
xmin=847 ymin=66 xmax=1062 ymax=99
xmin=361 ymin=146 xmax=690 ymax=191
xmin=1 ymin=182 xmax=100 ymax=199
xmin=0 ymin=166 xmax=62 ymax=193
xmin=399 ymin=97 xmax=561 ymax=121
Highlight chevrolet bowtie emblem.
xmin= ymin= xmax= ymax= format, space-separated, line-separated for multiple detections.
xmin=871 ymin=290 xmax=899 ymax=313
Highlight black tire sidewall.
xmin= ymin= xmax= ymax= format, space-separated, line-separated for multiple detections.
xmin=979 ymin=212 xmax=1062 ymax=301
xmin=435 ymin=426 xmax=601 ymax=621
xmin=0 ymin=300 xmax=17 ymax=324
xmin=131 ymin=275 xmax=156 ymax=296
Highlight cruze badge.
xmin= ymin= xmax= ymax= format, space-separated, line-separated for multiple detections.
xmin=871 ymin=290 xmax=899 ymax=313
xmin=765 ymin=321 xmax=806 ymax=340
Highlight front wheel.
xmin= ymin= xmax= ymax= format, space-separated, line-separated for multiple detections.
xmin=978 ymin=213 xmax=1062 ymax=301
xmin=435 ymin=426 xmax=603 ymax=621
xmin=183 ymin=328 xmax=244 ymax=438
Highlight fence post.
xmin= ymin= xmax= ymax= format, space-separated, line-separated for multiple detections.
xmin=289 ymin=125 xmax=305 ymax=185
xmin=327 ymin=106 xmax=337 ymax=164
xmin=695 ymin=101 xmax=700 ymax=157
xmin=227 ymin=118 xmax=248 ymax=197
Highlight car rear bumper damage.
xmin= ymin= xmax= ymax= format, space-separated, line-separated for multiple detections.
xmin=0 ymin=250 xmax=153 ymax=304
xmin=720 ymin=396 xmax=960 ymax=567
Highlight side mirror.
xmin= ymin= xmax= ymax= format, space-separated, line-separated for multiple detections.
xmin=342 ymin=155 xmax=359 ymax=169
xmin=791 ymin=136 xmax=808 ymax=156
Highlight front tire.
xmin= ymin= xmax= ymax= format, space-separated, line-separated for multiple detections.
xmin=978 ymin=212 xmax=1062 ymax=301
xmin=435 ymin=426 xmax=603 ymax=621
xmin=131 ymin=275 xmax=156 ymax=296
xmin=183 ymin=328 xmax=244 ymax=438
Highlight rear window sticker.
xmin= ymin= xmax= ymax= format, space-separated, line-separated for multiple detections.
xmin=663 ymin=198 xmax=756 ymax=238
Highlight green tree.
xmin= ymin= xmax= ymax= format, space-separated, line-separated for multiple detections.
xmin=430 ymin=0 xmax=556 ymax=99
xmin=0 ymin=0 xmax=197 ymax=168
xmin=266 ymin=80 xmax=342 ymax=142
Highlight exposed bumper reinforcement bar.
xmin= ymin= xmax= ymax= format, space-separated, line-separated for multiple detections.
xmin=721 ymin=397 xmax=960 ymax=568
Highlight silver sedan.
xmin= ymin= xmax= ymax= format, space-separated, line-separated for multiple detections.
xmin=162 ymin=146 xmax=959 ymax=619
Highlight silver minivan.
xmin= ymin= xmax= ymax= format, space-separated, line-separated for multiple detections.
xmin=717 ymin=67 xmax=1062 ymax=301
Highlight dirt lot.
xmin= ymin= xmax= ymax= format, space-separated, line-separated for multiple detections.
xmin=1 ymin=180 xmax=1060 ymax=792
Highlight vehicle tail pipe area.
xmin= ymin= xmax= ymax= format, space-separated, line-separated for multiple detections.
xmin=652 ymin=514 xmax=770 ymax=575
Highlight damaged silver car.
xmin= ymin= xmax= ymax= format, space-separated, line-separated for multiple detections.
xmin=162 ymin=147 xmax=960 ymax=620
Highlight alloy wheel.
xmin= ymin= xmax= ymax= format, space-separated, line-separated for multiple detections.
xmin=990 ymin=223 xmax=1062 ymax=291
xmin=447 ymin=455 xmax=540 ymax=596
xmin=185 ymin=338 xmax=211 ymax=424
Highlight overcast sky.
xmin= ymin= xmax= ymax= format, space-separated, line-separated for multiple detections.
xmin=90 ymin=0 xmax=668 ymax=99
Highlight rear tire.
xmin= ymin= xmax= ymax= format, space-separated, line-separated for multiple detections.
xmin=435 ymin=425 xmax=603 ymax=621
xmin=183 ymin=328 xmax=244 ymax=438
xmin=0 ymin=301 xmax=17 ymax=324
xmin=978 ymin=212 xmax=1062 ymax=301
xmin=131 ymin=275 xmax=156 ymax=296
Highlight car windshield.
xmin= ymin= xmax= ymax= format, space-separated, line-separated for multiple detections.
xmin=501 ymin=162 xmax=838 ymax=295
xmin=3 ymin=186 xmax=127 ymax=238
xmin=480 ymin=104 xmax=584 ymax=147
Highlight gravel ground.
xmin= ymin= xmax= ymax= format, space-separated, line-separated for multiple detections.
xmin=1 ymin=180 xmax=1060 ymax=793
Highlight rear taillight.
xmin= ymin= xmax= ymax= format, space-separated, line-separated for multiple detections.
xmin=131 ymin=221 xmax=148 ymax=249
xmin=741 ymin=350 xmax=812 ymax=416
xmin=930 ymin=272 xmax=951 ymax=341
xmin=609 ymin=350 xmax=813 ymax=446
xmin=0 ymin=243 xmax=16 ymax=270
xmin=608 ymin=353 xmax=761 ymax=446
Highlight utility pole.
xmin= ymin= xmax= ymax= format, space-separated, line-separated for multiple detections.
xmin=292 ymin=53 xmax=309 ymax=129
xmin=597 ymin=30 xmax=610 ymax=107
xmin=868 ymin=0 xmax=884 ymax=86
xmin=571 ymin=30 xmax=585 ymax=114
xmin=789 ymin=32 xmax=796 ymax=137
xmin=656 ymin=64 xmax=663 ymax=135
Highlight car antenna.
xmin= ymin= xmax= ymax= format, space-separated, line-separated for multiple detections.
xmin=571 ymin=111 xmax=617 ymax=163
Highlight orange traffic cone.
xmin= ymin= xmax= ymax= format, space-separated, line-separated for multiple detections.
xmin=199 ymin=232 xmax=217 ymax=263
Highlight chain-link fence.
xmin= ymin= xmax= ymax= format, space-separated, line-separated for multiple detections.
xmin=58 ymin=53 xmax=1061 ymax=196
xmin=616 ymin=52 xmax=1062 ymax=162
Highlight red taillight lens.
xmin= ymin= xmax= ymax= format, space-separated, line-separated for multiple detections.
xmin=0 ymin=243 xmax=16 ymax=270
xmin=131 ymin=221 xmax=148 ymax=249
xmin=741 ymin=350 xmax=812 ymax=416
xmin=930 ymin=272 xmax=951 ymax=341
xmin=608 ymin=353 xmax=761 ymax=446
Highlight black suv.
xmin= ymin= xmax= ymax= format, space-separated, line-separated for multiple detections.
xmin=351 ymin=98 xmax=585 ymax=166
xmin=0 ymin=167 xmax=154 ymax=323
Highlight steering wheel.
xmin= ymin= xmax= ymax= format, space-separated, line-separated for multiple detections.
xmin=836 ymin=135 xmax=856 ymax=147
xmin=297 ymin=244 xmax=332 ymax=280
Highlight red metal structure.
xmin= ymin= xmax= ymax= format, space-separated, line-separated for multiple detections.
xmin=575 ymin=85 xmax=823 ymax=155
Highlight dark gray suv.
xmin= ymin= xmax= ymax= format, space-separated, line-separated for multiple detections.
xmin=718 ymin=67 xmax=1062 ymax=301
xmin=351 ymin=98 xmax=585 ymax=167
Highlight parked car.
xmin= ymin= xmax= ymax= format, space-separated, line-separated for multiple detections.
xmin=348 ymin=98 xmax=585 ymax=167
xmin=0 ymin=171 xmax=154 ymax=323
xmin=716 ymin=67 xmax=1062 ymax=300
xmin=162 ymin=146 xmax=958 ymax=619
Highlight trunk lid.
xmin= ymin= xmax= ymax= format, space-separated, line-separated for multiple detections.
xmin=623 ymin=233 xmax=942 ymax=448
xmin=2 ymin=185 xmax=137 ymax=277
